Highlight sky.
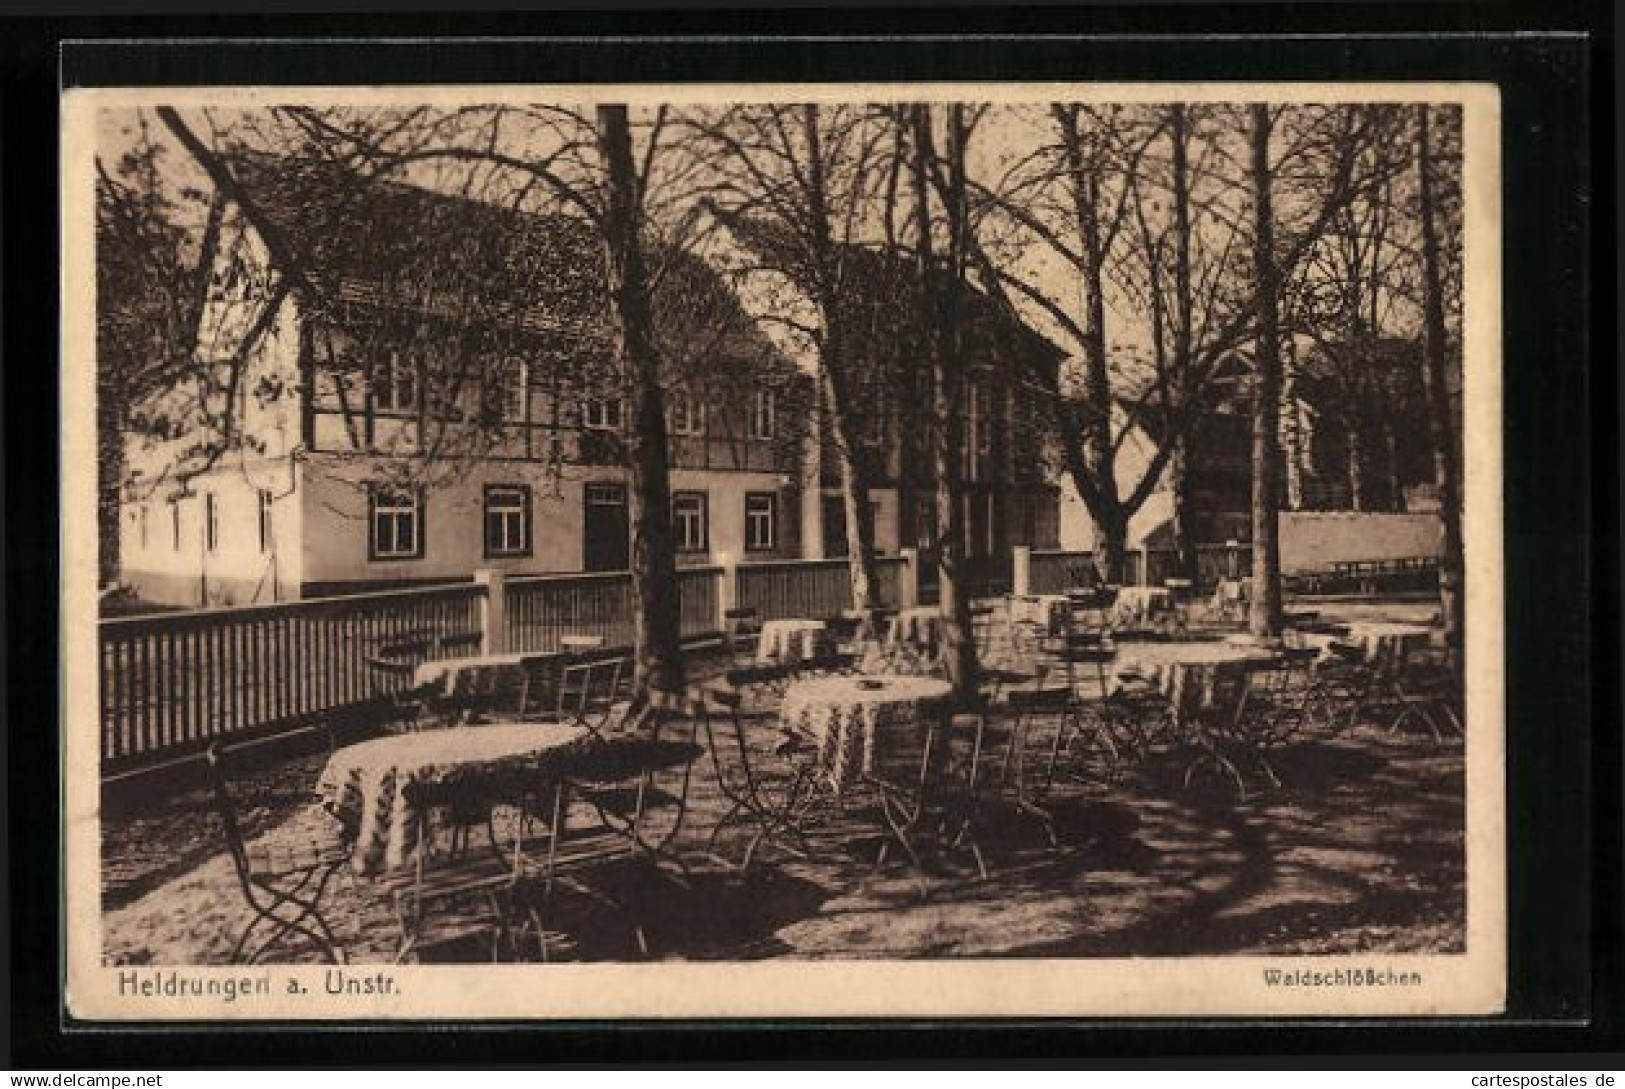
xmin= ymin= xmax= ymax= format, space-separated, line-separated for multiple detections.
xmin=96 ymin=93 xmax=1459 ymax=398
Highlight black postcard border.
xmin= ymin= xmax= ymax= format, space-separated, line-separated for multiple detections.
xmin=6 ymin=7 xmax=1614 ymax=1065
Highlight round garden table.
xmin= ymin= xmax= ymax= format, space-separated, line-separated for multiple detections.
xmin=1111 ymin=640 xmax=1278 ymax=726
xmin=756 ymin=618 xmax=832 ymax=666
xmin=1009 ymin=594 xmax=1070 ymax=635
xmin=779 ymin=674 xmax=954 ymax=793
xmin=1115 ymin=586 xmax=1174 ymax=626
xmin=888 ymin=606 xmax=945 ymax=652
xmin=316 ymin=722 xmax=590 ymax=875
xmin=1342 ymin=621 xmax=1436 ymax=670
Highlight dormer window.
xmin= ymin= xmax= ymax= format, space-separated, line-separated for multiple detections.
xmin=372 ymin=349 xmax=418 ymax=414
xmin=750 ymin=388 xmax=776 ymax=441
xmin=668 ymin=390 xmax=707 ymax=437
xmin=582 ymin=396 xmax=624 ymax=432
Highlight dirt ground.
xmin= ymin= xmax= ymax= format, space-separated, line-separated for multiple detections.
xmin=99 ymin=599 xmax=1465 ymax=964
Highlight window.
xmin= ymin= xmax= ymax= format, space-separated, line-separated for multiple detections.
xmin=258 ymin=490 xmax=274 ymax=553
xmin=749 ymin=388 xmax=776 ymax=441
xmin=204 ymin=492 xmax=220 ymax=553
xmin=372 ymin=349 xmax=418 ymax=414
xmin=667 ymin=391 xmax=707 ymax=437
xmin=970 ymin=382 xmax=992 ymax=454
xmin=170 ymin=501 xmax=182 ymax=552
xmin=504 ymin=360 xmax=528 ymax=421
xmin=583 ymin=396 xmax=624 ymax=431
xmin=484 ymin=358 xmax=528 ymax=422
xmin=672 ymin=491 xmax=709 ymax=553
xmin=915 ymin=495 xmax=938 ymax=549
xmin=369 ymin=488 xmax=424 ymax=560
xmin=745 ymin=492 xmax=776 ymax=552
xmin=138 ymin=505 xmax=148 ymax=550
xmin=483 ymin=484 xmax=532 ymax=558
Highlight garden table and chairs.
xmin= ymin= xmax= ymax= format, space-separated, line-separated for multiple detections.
xmin=1342 ymin=620 xmax=1436 ymax=668
xmin=314 ymin=721 xmax=591 ymax=960
xmin=410 ymin=649 xmax=566 ymax=722
xmin=1110 ymin=639 xmax=1277 ymax=734
xmin=723 ymin=606 xmax=764 ymax=665
xmin=756 ymin=617 xmax=834 ymax=668
xmin=1335 ymin=621 xmax=1459 ymax=740
xmin=1114 ymin=586 xmax=1174 ymax=627
xmin=1189 ymin=648 xmax=1317 ymax=798
xmin=314 ymin=709 xmax=702 ymax=961
xmin=1206 ymin=578 xmax=1251 ymax=625
xmin=888 ymin=606 xmax=945 ymax=653
xmin=317 ymin=722 xmax=592 ymax=878
xmin=775 ymin=672 xmax=966 ymax=892
xmin=1009 ymin=593 xmax=1070 ymax=637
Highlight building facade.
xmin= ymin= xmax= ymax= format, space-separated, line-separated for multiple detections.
xmin=116 ymin=159 xmax=810 ymax=607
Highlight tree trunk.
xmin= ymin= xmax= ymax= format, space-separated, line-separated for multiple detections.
xmin=1168 ymin=441 xmax=1199 ymax=581
xmin=1247 ymin=104 xmax=1285 ymax=638
xmin=820 ymin=364 xmax=881 ymax=611
xmin=1096 ymin=509 xmax=1130 ymax=587
xmin=1168 ymin=104 xmax=1200 ymax=584
xmin=1056 ymin=106 xmax=1124 ymax=586
xmin=803 ymin=104 xmax=883 ymax=614
xmin=596 ymin=104 xmax=684 ymax=698
xmin=1345 ymin=418 xmax=1365 ymax=511
xmin=1416 ymin=105 xmax=1465 ymax=647
xmin=913 ymin=103 xmax=979 ymax=703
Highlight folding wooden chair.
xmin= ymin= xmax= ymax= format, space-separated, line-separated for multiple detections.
xmin=511 ymin=690 xmax=705 ymax=959
xmin=384 ymin=769 xmax=534 ymax=963
xmin=1223 ymin=649 xmax=1317 ymax=791
xmin=553 ymin=655 xmax=630 ymax=736
xmin=695 ymin=686 xmax=821 ymax=872
xmin=206 ymin=744 xmax=347 ymax=964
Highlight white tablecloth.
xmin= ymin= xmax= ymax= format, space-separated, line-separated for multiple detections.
xmin=889 ymin=606 xmax=945 ymax=651
xmin=412 ymin=651 xmax=548 ymax=694
xmin=1343 ymin=622 xmax=1435 ymax=669
xmin=317 ymin=723 xmax=589 ymax=875
xmin=780 ymin=674 xmax=953 ymax=792
xmin=757 ymin=619 xmax=832 ymax=665
xmin=1115 ymin=586 xmax=1174 ymax=625
xmin=1010 ymin=594 xmax=1070 ymax=635
xmin=1112 ymin=641 xmax=1276 ymax=724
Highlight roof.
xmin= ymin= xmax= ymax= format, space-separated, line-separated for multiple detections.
xmin=225 ymin=153 xmax=787 ymax=372
xmin=711 ymin=208 xmax=1067 ymax=378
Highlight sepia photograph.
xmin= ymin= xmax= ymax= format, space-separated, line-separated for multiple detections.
xmin=61 ymin=81 xmax=1504 ymax=1019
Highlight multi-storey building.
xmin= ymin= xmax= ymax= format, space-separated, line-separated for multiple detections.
xmin=115 ymin=157 xmax=810 ymax=607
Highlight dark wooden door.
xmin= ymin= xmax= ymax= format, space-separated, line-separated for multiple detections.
xmin=583 ymin=483 xmax=629 ymax=572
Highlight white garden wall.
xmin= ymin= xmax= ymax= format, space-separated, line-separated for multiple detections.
xmin=1279 ymin=511 xmax=1443 ymax=573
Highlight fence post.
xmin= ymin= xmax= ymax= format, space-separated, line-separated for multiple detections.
xmin=898 ymin=548 xmax=919 ymax=610
xmin=475 ymin=568 xmax=506 ymax=655
xmin=1012 ymin=545 xmax=1032 ymax=597
xmin=717 ymin=552 xmax=738 ymax=619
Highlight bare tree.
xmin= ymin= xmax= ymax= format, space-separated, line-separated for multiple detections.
xmin=161 ymin=102 xmax=702 ymax=699
xmin=1247 ymin=104 xmax=1286 ymax=637
xmin=968 ymin=104 xmax=1262 ymax=584
xmin=909 ymin=103 xmax=981 ymax=701
xmin=1416 ymin=104 xmax=1465 ymax=647
xmin=689 ymin=103 xmax=894 ymax=611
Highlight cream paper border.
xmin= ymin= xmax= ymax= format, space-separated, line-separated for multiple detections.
xmin=61 ymin=79 xmax=1504 ymax=1021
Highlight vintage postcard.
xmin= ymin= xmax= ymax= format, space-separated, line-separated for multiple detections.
xmin=62 ymin=79 xmax=1504 ymax=1019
